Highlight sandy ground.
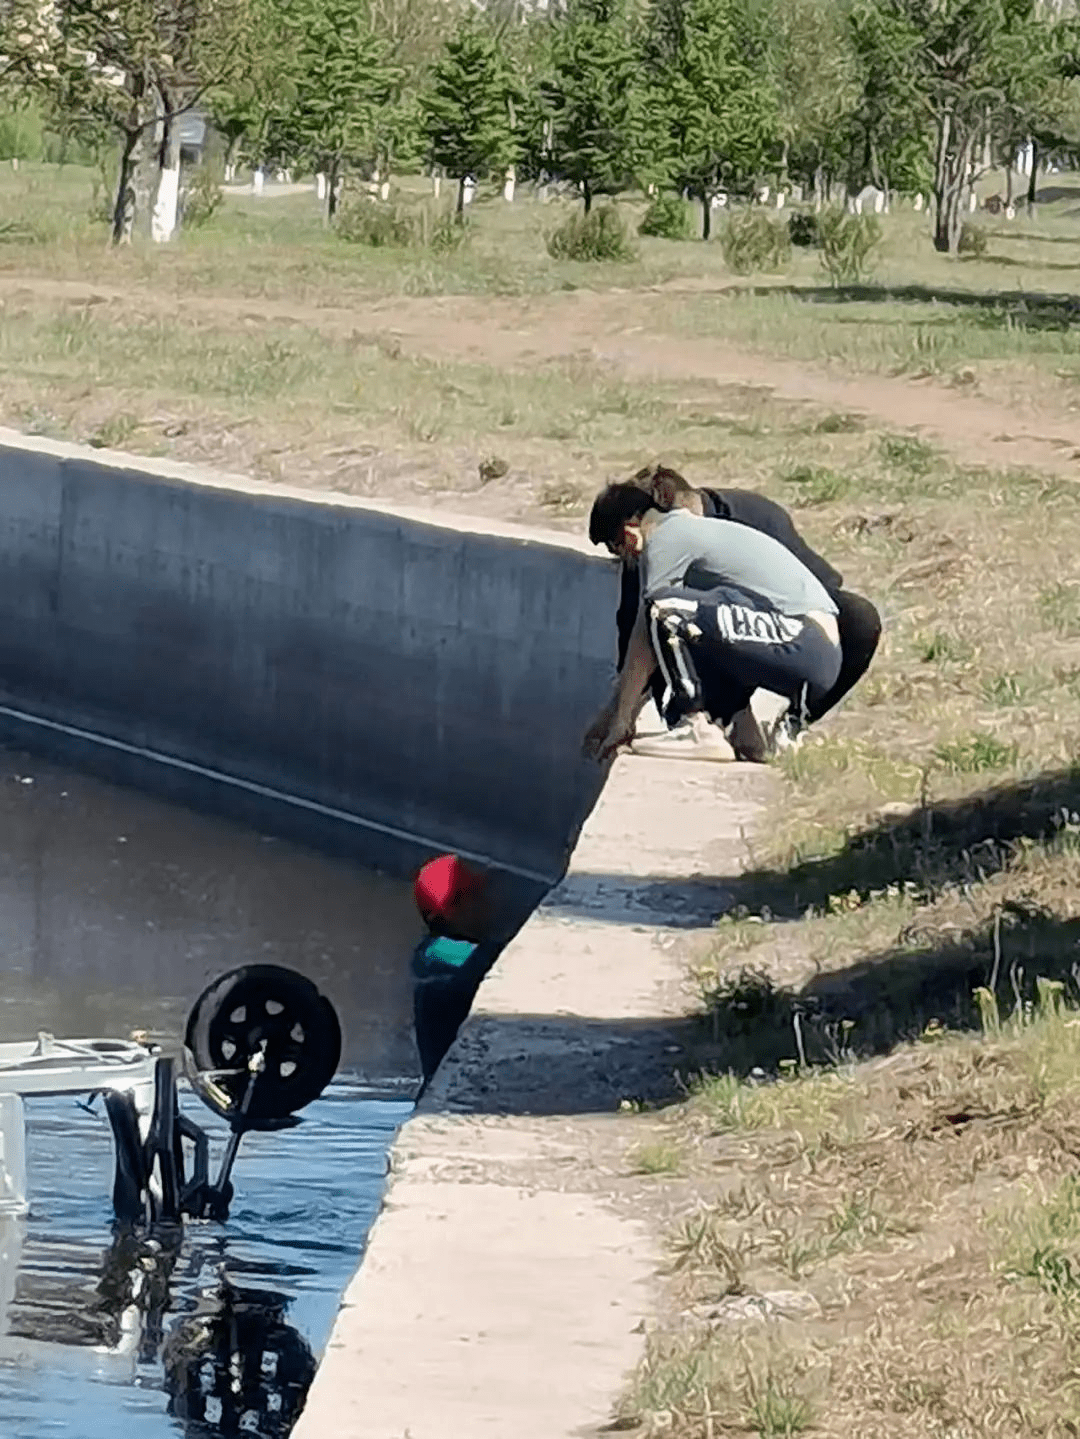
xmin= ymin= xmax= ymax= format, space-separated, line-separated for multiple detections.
xmin=3 ymin=273 xmax=1080 ymax=493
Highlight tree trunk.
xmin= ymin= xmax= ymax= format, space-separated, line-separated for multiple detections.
xmin=582 ymin=178 xmax=592 ymax=214
xmin=326 ymin=160 xmax=340 ymax=222
xmin=111 ymin=127 xmax=142 ymax=246
xmin=933 ymin=186 xmax=962 ymax=253
xmin=224 ymin=132 xmax=242 ymax=184
xmin=151 ymin=104 xmax=181 ymax=243
xmin=456 ymin=175 xmax=466 ymax=215
xmin=1027 ymin=137 xmax=1039 ymax=214
xmin=813 ymin=164 xmax=825 ymax=212
xmin=1005 ymin=160 xmax=1014 ymax=206
xmin=701 ymin=191 xmax=711 ymax=241
xmin=932 ymin=108 xmax=960 ymax=253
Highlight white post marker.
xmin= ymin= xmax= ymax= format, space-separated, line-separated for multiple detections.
xmin=316 ymin=172 xmax=327 ymax=201
xmin=463 ymin=176 xmax=476 ymax=206
xmin=253 ymin=167 xmax=265 ymax=195
xmin=503 ymin=165 xmax=516 ymax=203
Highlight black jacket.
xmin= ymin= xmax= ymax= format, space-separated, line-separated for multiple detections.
xmin=615 ymin=488 xmax=844 ymax=669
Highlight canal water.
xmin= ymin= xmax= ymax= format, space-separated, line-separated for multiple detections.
xmin=0 ymin=745 xmax=426 ymax=1436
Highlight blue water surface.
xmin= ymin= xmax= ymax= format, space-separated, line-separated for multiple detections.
xmin=0 ymin=1081 xmax=411 ymax=1439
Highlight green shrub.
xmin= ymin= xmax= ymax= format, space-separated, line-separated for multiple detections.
xmin=336 ymin=197 xmax=471 ymax=252
xmin=638 ymin=192 xmax=693 ymax=240
xmin=788 ymin=210 xmax=819 ymax=248
xmin=720 ymin=208 xmax=792 ymax=275
xmin=958 ymin=221 xmax=988 ymax=257
xmin=416 ymin=204 xmax=469 ymax=253
xmin=0 ymin=104 xmax=45 ymax=162
xmin=547 ymin=204 xmax=636 ymax=262
xmin=336 ymin=198 xmax=416 ymax=247
xmin=817 ymin=207 xmax=882 ymax=285
xmin=180 ymin=161 xmax=224 ymax=229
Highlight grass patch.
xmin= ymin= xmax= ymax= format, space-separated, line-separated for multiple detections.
xmin=627 ymin=988 xmax=1080 ymax=1437
xmin=934 ymin=733 xmax=1019 ymax=773
xmin=917 ymin=629 xmax=973 ymax=664
xmin=781 ymin=462 xmax=851 ymax=506
xmin=1038 ymin=581 xmax=1080 ymax=637
xmin=629 ymin=1141 xmax=684 ymax=1176
xmin=878 ymin=431 xmax=938 ymax=477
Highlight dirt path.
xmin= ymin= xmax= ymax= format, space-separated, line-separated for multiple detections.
xmin=4 ymin=272 xmax=1079 ymax=477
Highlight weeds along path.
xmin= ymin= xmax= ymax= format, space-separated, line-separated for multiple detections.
xmin=3 ymin=271 xmax=1080 ymax=478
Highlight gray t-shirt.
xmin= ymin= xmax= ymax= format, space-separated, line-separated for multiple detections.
xmin=642 ymin=510 xmax=838 ymax=617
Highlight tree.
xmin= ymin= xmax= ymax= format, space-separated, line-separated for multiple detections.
xmin=543 ymin=0 xmax=653 ymax=213
xmin=422 ymin=14 xmax=516 ymax=214
xmin=646 ymin=0 xmax=780 ymax=238
xmin=868 ymin=0 xmax=1052 ymax=252
xmin=766 ymin=0 xmax=860 ymax=202
xmin=838 ymin=0 xmax=930 ymax=205
xmin=206 ymin=0 xmax=291 ymax=179
xmin=15 ymin=0 xmax=252 ymax=243
xmin=274 ymin=0 xmax=401 ymax=220
xmin=995 ymin=10 xmax=1080 ymax=212
xmin=506 ymin=12 xmax=557 ymax=183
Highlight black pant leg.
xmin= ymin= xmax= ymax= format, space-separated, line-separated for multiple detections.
xmin=647 ymin=586 xmax=842 ymax=722
xmin=806 ymin=589 xmax=881 ymax=723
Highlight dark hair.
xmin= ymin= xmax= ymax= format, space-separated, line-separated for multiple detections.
xmin=630 ymin=462 xmax=694 ymax=505
xmin=588 ymin=481 xmax=656 ymax=548
xmin=586 ymin=483 xmax=655 ymax=549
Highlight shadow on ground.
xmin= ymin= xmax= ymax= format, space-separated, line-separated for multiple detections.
xmin=723 ymin=761 xmax=1080 ymax=917
xmin=548 ymin=764 xmax=1080 ymax=927
xmin=432 ymin=766 xmax=1080 ymax=1117
xmin=719 ymin=281 xmax=1080 ymax=334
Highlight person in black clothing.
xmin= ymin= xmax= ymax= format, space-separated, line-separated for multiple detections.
xmin=597 ymin=463 xmax=881 ymax=760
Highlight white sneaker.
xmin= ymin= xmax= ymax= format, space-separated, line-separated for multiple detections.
xmin=630 ymin=712 xmax=736 ymax=762
xmin=766 ymin=709 xmax=807 ymax=756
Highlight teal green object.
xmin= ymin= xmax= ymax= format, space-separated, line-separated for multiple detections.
xmin=425 ymin=936 xmax=478 ymax=969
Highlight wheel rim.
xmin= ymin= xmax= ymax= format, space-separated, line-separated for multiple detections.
xmin=185 ymin=966 xmax=341 ymax=1121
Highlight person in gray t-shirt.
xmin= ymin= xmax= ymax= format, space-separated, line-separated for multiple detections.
xmin=583 ymin=487 xmax=843 ymax=762
xmin=642 ymin=508 xmax=838 ymax=618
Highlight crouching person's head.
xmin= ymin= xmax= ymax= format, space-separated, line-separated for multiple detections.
xmin=413 ymin=854 xmax=491 ymax=943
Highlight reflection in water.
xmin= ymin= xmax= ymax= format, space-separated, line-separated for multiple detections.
xmin=164 ymin=1281 xmax=317 ymax=1437
xmin=0 ymin=748 xmax=425 ymax=1080
xmin=0 ymin=1089 xmax=411 ymax=1438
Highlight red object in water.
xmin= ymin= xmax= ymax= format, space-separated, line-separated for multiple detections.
xmin=414 ymin=854 xmax=481 ymax=925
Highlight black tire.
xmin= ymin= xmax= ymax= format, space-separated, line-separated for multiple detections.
xmin=185 ymin=965 xmax=341 ymax=1122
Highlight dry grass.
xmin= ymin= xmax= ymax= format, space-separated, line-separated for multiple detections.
xmin=622 ymin=995 xmax=1080 ymax=1438
xmin=612 ymin=297 xmax=1080 ymax=1432
xmin=8 ymin=163 xmax=1080 ymax=1432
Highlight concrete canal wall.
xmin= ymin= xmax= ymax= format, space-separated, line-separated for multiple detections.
xmin=0 ymin=428 xmax=617 ymax=901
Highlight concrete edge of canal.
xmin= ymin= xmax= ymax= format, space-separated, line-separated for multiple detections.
xmin=297 ymin=744 xmax=772 ymax=1439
